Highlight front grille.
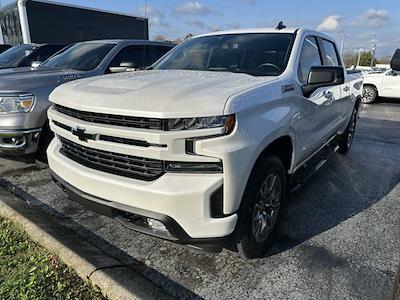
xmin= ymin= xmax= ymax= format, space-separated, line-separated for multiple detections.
xmin=54 ymin=104 xmax=165 ymax=130
xmin=59 ymin=137 xmax=164 ymax=181
xmin=53 ymin=121 xmax=166 ymax=148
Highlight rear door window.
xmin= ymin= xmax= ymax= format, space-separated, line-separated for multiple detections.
xmin=321 ymin=39 xmax=340 ymax=66
xmin=22 ymin=45 xmax=65 ymax=66
xmin=108 ymin=45 xmax=147 ymax=70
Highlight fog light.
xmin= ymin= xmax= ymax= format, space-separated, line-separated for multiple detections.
xmin=147 ymin=218 xmax=170 ymax=235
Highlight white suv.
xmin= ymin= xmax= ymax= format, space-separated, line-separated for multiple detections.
xmin=47 ymin=28 xmax=363 ymax=258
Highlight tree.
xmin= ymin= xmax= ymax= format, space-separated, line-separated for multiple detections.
xmin=184 ymin=33 xmax=193 ymax=40
xmin=343 ymin=51 xmax=376 ymax=67
xmin=358 ymin=51 xmax=375 ymax=66
xmin=376 ymin=55 xmax=392 ymax=64
xmin=154 ymin=34 xmax=167 ymax=42
xmin=172 ymin=38 xmax=183 ymax=45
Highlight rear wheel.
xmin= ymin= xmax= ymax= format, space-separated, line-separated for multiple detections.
xmin=338 ymin=106 xmax=358 ymax=154
xmin=236 ymin=155 xmax=287 ymax=259
xmin=362 ymin=85 xmax=377 ymax=104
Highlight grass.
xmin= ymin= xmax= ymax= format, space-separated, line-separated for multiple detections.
xmin=0 ymin=217 xmax=106 ymax=300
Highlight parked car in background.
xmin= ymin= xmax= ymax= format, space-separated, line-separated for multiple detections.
xmin=0 ymin=39 xmax=173 ymax=159
xmin=0 ymin=43 xmax=67 ymax=69
xmin=362 ymin=50 xmax=400 ymax=103
xmin=47 ymin=27 xmax=363 ymax=259
xmin=0 ymin=44 xmax=12 ymax=54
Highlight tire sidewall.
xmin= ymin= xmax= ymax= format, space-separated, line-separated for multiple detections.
xmin=362 ymin=86 xmax=377 ymax=104
xmin=236 ymin=155 xmax=287 ymax=257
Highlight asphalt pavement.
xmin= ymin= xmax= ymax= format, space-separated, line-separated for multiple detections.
xmin=0 ymin=99 xmax=399 ymax=299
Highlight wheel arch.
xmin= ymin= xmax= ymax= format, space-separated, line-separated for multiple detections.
xmin=363 ymin=83 xmax=379 ymax=95
xmin=250 ymin=135 xmax=294 ymax=179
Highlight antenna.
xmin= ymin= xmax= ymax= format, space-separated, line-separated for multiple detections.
xmin=276 ymin=21 xmax=286 ymax=30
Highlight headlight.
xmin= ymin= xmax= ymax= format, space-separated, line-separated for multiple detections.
xmin=0 ymin=94 xmax=35 ymax=114
xmin=167 ymin=115 xmax=235 ymax=133
xmin=165 ymin=161 xmax=223 ymax=173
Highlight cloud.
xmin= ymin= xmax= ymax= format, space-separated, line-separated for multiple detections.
xmin=317 ymin=15 xmax=341 ymax=32
xmin=185 ymin=18 xmax=206 ymax=29
xmin=352 ymin=9 xmax=389 ymax=29
xmin=175 ymin=1 xmax=213 ymax=15
xmin=135 ymin=4 xmax=169 ymax=27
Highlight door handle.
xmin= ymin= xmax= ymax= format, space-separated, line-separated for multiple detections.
xmin=323 ymin=91 xmax=334 ymax=106
xmin=343 ymin=86 xmax=350 ymax=92
xmin=323 ymin=91 xmax=334 ymax=99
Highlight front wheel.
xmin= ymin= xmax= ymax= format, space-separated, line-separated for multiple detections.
xmin=36 ymin=122 xmax=54 ymax=163
xmin=236 ymin=155 xmax=287 ymax=259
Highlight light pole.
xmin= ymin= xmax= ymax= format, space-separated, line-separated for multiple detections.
xmin=370 ymin=44 xmax=376 ymax=67
xmin=340 ymin=33 xmax=346 ymax=55
xmin=356 ymin=48 xmax=364 ymax=67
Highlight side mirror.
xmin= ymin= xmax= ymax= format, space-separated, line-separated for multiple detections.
xmin=302 ymin=66 xmax=344 ymax=97
xmin=31 ymin=61 xmax=42 ymax=68
xmin=390 ymin=49 xmax=400 ymax=71
xmin=109 ymin=61 xmax=137 ymax=73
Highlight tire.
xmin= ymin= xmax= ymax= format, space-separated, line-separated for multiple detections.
xmin=338 ymin=106 xmax=358 ymax=154
xmin=362 ymin=85 xmax=377 ymax=104
xmin=36 ymin=122 xmax=54 ymax=163
xmin=236 ymin=155 xmax=287 ymax=259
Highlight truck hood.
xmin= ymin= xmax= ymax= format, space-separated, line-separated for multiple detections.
xmin=50 ymin=70 xmax=275 ymax=118
xmin=0 ymin=67 xmax=88 ymax=93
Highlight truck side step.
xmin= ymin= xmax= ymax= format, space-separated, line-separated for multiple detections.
xmin=290 ymin=144 xmax=339 ymax=193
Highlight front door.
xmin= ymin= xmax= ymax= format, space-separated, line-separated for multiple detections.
xmin=382 ymin=70 xmax=400 ymax=98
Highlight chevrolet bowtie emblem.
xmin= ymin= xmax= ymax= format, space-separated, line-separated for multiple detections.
xmin=72 ymin=127 xmax=96 ymax=142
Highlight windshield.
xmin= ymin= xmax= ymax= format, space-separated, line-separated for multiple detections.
xmin=153 ymin=33 xmax=294 ymax=76
xmin=0 ymin=44 xmax=36 ymax=67
xmin=41 ymin=43 xmax=115 ymax=71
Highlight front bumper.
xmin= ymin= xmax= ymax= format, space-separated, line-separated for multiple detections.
xmin=50 ymin=170 xmax=232 ymax=252
xmin=0 ymin=128 xmax=41 ymax=155
xmin=47 ymin=139 xmax=238 ymax=246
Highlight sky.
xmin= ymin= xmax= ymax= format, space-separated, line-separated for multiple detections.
xmin=3 ymin=0 xmax=400 ymax=57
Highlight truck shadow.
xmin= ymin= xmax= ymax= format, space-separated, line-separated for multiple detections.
xmin=267 ymin=115 xmax=400 ymax=257
xmin=0 ymin=179 xmax=202 ymax=299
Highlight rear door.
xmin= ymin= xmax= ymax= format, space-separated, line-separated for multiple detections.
xmin=318 ymin=38 xmax=349 ymax=126
xmin=295 ymin=36 xmax=343 ymax=163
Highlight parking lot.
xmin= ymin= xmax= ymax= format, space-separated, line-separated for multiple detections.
xmin=0 ymin=99 xmax=399 ymax=299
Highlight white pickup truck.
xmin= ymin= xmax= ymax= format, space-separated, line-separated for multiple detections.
xmin=362 ymin=49 xmax=400 ymax=103
xmin=47 ymin=27 xmax=363 ymax=259
xmin=362 ymin=69 xmax=400 ymax=103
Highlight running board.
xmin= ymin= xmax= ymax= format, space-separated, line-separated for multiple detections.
xmin=290 ymin=144 xmax=339 ymax=193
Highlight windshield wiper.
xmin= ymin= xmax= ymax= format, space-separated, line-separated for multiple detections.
xmin=208 ymin=67 xmax=245 ymax=74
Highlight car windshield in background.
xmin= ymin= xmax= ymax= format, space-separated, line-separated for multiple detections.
xmin=41 ymin=43 xmax=115 ymax=71
xmin=153 ymin=33 xmax=294 ymax=76
xmin=0 ymin=44 xmax=36 ymax=67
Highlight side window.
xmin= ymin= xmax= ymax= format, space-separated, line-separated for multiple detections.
xmin=298 ymin=36 xmax=322 ymax=84
xmin=21 ymin=45 xmax=64 ymax=66
xmin=321 ymin=39 xmax=340 ymax=66
xmin=108 ymin=45 xmax=147 ymax=69
xmin=154 ymin=46 xmax=171 ymax=61
xmin=147 ymin=46 xmax=172 ymax=66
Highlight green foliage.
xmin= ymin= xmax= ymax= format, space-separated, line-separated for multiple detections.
xmin=0 ymin=218 xmax=106 ymax=300
xmin=343 ymin=51 xmax=376 ymax=67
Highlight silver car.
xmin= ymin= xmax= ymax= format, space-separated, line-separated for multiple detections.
xmin=0 ymin=39 xmax=173 ymax=159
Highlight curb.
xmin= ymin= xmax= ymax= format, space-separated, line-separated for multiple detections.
xmin=0 ymin=188 xmax=173 ymax=300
